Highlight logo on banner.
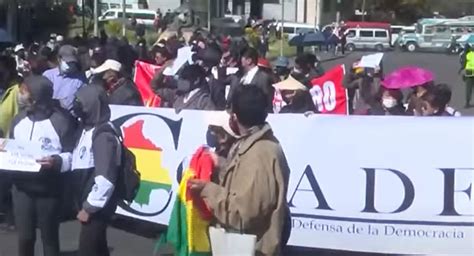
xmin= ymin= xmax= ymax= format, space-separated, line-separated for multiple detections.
xmin=113 ymin=113 xmax=182 ymax=217
xmin=310 ymin=65 xmax=347 ymax=115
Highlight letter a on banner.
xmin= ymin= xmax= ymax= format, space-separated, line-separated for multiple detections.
xmin=134 ymin=61 xmax=162 ymax=107
xmin=310 ymin=65 xmax=348 ymax=115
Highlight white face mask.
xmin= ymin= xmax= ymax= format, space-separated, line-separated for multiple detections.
xmin=60 ymin=60 xmax=70 ymax=73
xmin=382 ymin=97 xmax=397 ymax=109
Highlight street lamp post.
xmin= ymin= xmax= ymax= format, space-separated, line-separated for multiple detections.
xmin=280 ymin=0 xmax=284 ymax=57
xmin=82 ymin=0 xmax=87 ymax=37
xmin=122 ymin=0 xmax=126 ymax=37
xmin=94 ymin=0 xmax=99 ymax=36
xmin=362 ymin=0 xmax=367 ymax=21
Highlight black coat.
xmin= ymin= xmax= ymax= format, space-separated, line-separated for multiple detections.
xmin=107 ymin=78 xmax=144 ymax=106
xmin=228 ymin=68 xmax=274 ymax=113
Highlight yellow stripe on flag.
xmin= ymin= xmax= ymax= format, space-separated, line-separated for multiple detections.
xmin=129 ymin=148 xmax=172 ymax=185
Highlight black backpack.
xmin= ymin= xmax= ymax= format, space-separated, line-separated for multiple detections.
xmin=93 ymin=123 xmax=141 ymax=203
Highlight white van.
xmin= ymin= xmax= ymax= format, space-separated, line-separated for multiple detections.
xmin=345 ymin=28 xmax=391 ymax=52
xmin=273 ymin=22 xmax=318 ymax=39
xmin=77 ymin=0 xmax=140 ymax=12
xmin=99 ymin=9 xmax=157 ymax=26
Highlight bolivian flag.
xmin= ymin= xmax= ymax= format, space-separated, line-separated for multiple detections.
xmin=156 ymin=147 xmax=213 ymax=256
xmin=122 ymin=120 xmax=172 ymax=205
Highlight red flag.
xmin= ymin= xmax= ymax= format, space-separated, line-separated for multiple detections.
xmin=310 ymin=65 xmax=348 ymax=115
xmin=133 ymin=61 xmax=162 ymax=107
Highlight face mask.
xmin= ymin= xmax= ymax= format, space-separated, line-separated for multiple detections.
xmin=17 ymin=92 xmax=32 ymax=110
xmin=382 ymin=97 xmax=397 ymax=109
xmin=206 ymin=129 xmax=218 ymax=149
xmin=228 ymin=114 xmax=241 ymax=136
xmin=292 ymin=67 xmax=302 ymax=74
xmin=177 ymin=79 xmax=199 ymax=95
xmin=60 ymin=60 xmax=70 ymax=73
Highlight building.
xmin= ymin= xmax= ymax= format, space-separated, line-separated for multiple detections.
xmin=229 ymin=0 xmax=353 ymax=29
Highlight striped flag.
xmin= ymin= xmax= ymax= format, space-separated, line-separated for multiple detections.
xmin=156 ymin=147 xmax=214 ymax=256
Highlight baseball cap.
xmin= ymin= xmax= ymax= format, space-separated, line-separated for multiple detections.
xmin=58 ymin=45 xmax=78 ymax=63
xmin=93 ymin=59 xmax=122 ymax=74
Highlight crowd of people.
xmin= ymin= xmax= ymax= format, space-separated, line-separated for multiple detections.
xmin=0 ymin=25 xmax=468 ymax=256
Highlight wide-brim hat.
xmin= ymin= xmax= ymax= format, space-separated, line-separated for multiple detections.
xmin=273 ymin=75 xmax=307 ymax=91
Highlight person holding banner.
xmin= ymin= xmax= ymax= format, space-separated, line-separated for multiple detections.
xmin=189 ymin=86 xmax=291 ymax=255
xmin=9 ymin=75 xmax=76 ymax=256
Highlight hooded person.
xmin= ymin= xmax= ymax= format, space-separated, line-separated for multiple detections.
xmin=92 ymin=59 xmax=143 ymax=106
xmin=173 ymin=64 xmax=216 ymax=112
xmin=9 ymin=75 xmax=76 ymax=256
xmin=71 ymin=85 xmax=121 ymax=256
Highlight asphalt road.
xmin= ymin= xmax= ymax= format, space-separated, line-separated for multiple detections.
xmin=321 ymin=50 xmax=474 ymax=116
xmin=0 ymin=51 xmax=471 ymax=256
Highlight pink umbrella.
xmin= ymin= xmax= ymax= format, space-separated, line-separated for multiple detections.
xmin=382 ymin=66 xmax=435 ymax=89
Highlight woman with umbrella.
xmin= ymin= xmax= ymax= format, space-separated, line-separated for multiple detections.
xmin=382 ymin=66 xmax=435 ymax=116
xmin=366 ymin=86 xmax=406 ymax=116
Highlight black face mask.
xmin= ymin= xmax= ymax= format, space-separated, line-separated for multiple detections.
xmin=206 ymin=128 xmax=218 ymax=148
xmin=176 ymin=78 xmax=199 ymax=95
xmin=72 ymin=98 xmax=87 ymax=122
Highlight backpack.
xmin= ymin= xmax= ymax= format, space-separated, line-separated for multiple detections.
xmin=93 ymin=123 xmax=141 ymax=203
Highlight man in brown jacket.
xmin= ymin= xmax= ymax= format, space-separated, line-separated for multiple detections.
xmin=189 ymin=86 xmax=291 ymax=255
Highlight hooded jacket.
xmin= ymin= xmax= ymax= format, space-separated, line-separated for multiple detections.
xmin=10 ymin=76 xmax=76 ymax=195
xmin=71 ymin=85 xmax=120 ymax=216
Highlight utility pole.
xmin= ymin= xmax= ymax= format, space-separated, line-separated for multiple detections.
xmin=208 ymin=0 xmax=211 ymax=31
xmin=82 ymin=0 xmax=87 ymax=37
xmin=336 ymin=0 xmax=341 ymax=24
xmin=93 ymin=0 xmax=99 ymax=36
xmin=315 ymin=0 xmax=322 ymax=30
xmin=122 ymin=0 xmax=127 ymax=37
xmin=362 ymin=0 xmax=367 ymax=21
xmin=280 ymin=0 xmax=284 ymax=56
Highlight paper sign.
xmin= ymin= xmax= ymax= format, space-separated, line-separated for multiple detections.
xmin=359 ymin=53 xmax=384 ymax=68
xmin=162 ymin=46 xmax=194 ymax=76
xmin=0 ymin=139 xmax=45 ymax=172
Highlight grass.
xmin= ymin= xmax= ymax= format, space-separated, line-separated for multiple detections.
xmin=268 ymin=38 xmax=297 ymax=59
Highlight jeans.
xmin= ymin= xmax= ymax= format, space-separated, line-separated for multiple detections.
xmin=12 ymin=186 xmax=60 ymax=256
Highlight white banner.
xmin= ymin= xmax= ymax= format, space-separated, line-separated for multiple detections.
xmin=110 ymin=105 xmax=474 ymax=255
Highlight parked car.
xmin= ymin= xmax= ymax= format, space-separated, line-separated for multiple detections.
xmin=99 ymin=9 xmax=157 ymax=26
xmin=273 ymin=22 xmax=318 ymax=40
xmin=345 ymin=27 xmax=391 ymax=52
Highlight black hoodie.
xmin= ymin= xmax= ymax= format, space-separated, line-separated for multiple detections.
xmin=10 ymin=75 xmax=77 ymax=195
xmin=71 ymin=85 xmax=120 ymax=216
